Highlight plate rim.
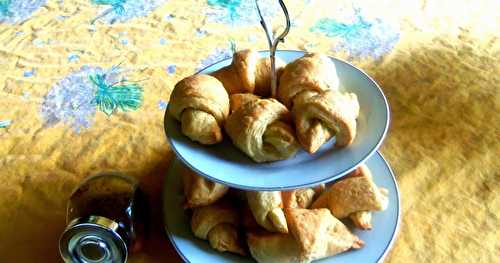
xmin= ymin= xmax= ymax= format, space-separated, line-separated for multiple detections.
xmin=164 ymin=50 xmax=390 ymax=191
xmin=375 ymin=152 xmax=401 ymax=263
xmin=162 ymin=151 xmax=401 ymax=263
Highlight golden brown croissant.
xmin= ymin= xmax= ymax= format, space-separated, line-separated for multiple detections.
xmin=168 ymin=74 xmax=230 ymax=144
xmin=182 ymin=165 xmax=229 ymax=208
xmin=211 ymin=49 xmax=285 ymax=96
xmin=284 ymin=208 xmax=363 ymax=262
xmin=229 ymin=93 xmax=260 ymax=113
xmin=225 ymin=98 xmax=300 ymax=162
xmin=293 ymin=90 xmax=359 ymax=153
xmin=246 ymin=191 xmax=288 ymax=233
xmin=278 ymin=53 xmax=339 ymax=109
xmin=191 ymin=201 xmax=246 ymax=255
xmin=282 ymin=185 xmax=325 ymax=209
xmin=247 ymin=232 xmax=302 ymax=263
xmin=311 ymin=165 xmax=389 ymax=219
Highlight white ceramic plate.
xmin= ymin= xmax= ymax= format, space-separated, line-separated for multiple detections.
xmin=162 ymin=152 xmax=400 ymax=263
xmin=164 ymin=50 xmax=389 ymax=190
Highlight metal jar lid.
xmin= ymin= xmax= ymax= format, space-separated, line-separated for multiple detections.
xmin=60 ymin=216 xmax=127 ymax=263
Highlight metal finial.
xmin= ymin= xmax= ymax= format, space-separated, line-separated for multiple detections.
xmin=255 ymin=0 xmax=291 ymax=98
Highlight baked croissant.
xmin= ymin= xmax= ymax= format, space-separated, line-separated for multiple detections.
xmin=191 ymin=201 xmax=246 ymax=255
xmin=311 ymin=165 xmax=389 ymax=219
xmin=211 ymin=49 xmax=286 ymax=96
xmin=293 ymin=90 xmax=359 ymax=153
xmin=182 ymin=165 xmax=229 ymax=208
xmin=278 ymin=53 xmax=339 ymax=109
xmin=225 ymin=98 xmax=300 ymax=162
xmin=282 ymin=185 xmax=324 ymax=209
xmin=168 ymin=74 xmax=230 ymax=145
xmin=284 ymin=208 xmax=363 ymax=262
xmin=247 ymin=232 xmax=302 ymax=263
xmin=246 ymin=191 xmax=288 ymax=233
xmin=229 ymin=93 xmax=261 ymax=113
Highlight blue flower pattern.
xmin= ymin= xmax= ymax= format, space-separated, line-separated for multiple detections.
xmin=0 ymin=0 xmax=46 ymax=24
xmin=205 ymin=0 xmax=280 ymax=27
xmin=91 ymin=0 xmax=166 ymax=24
xmin=41 ymin=66 xmax=143 ymax=132
xmin=310 ymin=8 xmax=400 ymax=60
xmin=0 ymin=119 xmax=12 ymax=128
xmin=1 ymin=2 xmax=400 ymax=131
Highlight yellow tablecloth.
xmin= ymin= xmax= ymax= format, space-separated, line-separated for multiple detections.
xmin=0 ymin=0 xmax=498 ymax=262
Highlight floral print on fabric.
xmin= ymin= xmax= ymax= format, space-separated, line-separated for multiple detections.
xmin=205 ymin=0 xmax=279 ymax=27
xmin=0 ymin=0 xmax=46 ymax=24
xmin=41 ymin=65 xmax=143 ymax=133
xmin=310 ymin=8 xmax=400 ymax=60
xmin=91 ymin=0 xmax=166 ymax=24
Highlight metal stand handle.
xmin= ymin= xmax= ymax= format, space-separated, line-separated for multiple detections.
xmin=255 ymin=0 xmax=291 ymax=98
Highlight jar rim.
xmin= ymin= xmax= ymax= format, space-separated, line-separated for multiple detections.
xmin=59 ymin=216 xmax=128 ymax=263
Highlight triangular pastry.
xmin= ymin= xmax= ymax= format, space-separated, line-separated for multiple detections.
xmin=312 ymin=164 xmax=389 ymax=219
xmin=284 ymin=208 xmax=363 ymax=262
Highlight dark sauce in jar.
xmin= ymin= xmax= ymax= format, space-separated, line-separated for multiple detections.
xmin=60 ymin=173 xmax=148 ymax=263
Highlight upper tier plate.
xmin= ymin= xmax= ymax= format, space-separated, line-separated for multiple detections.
xmin=164 ymin=50 xmax=389 ymax=190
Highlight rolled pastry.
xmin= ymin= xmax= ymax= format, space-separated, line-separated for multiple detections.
xmin=246 ymin=191 xmax=288 ymax=233
xmin=191 ymin=201 xmax=246 ymax=255
xmin=211 ymin=49 xmax=286 ymax=96
xmin=225 ymin=98 xmax=300 ymax=162
xmin=311 ymin=165 xmax=389 ymax=219
xmin=168 ymin=74 xmax=230 ymax=144
xmin=229 ymin=93 xmax=260 ymax=113
xmin=282 ymin=184 xmax=325 ymax=209
xmin=247 ymin=232 xmax=302 ymax=263
xmin=292 ymin=90 xmax=359 ymax=153
xmin=284 ymin=208 xmax=363 ymax=262
xmin=182 ymin=165 xmax=228 ymax=208
xmin=278 ymin=53 xmax=339 ymax=109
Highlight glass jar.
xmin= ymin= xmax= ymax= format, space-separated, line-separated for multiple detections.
xmin=59 ymin=173 xmax=147 ymax=263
